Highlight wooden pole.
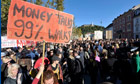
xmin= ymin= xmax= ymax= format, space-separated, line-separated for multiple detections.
xmin=41 ymin=40 xmax=45 ymax=84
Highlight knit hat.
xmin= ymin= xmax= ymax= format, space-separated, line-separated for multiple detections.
xmin=52 ymin=56 xmax=61 ymax=62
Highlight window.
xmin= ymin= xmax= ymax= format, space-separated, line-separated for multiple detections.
xmin=120 ymin=19 xmax=121 ymax=24
xmin=129 ymin=16 xmax=131 ymax=21
xmin=123 ymin=18 xmax=125 ymax=24
xmin=121 ymin=18 xmax=123 ymax=24
xmin=122 ymin=25 xmax=125 ymax=32
xmin=123 ymin=34 xmax=125 ymax=38
xmin=129 ymin=34 xmax=131 ymax=38
xmin=127 ymin=15 xmax=131 ymax=22
xmin=127 ymin=23 xmax=131 ymax=31
xmin=135 ymin=18 xmax=139 ymax=31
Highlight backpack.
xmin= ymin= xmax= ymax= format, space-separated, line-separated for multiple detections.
xmin=74 ymin=59 xmax=84 ymax=74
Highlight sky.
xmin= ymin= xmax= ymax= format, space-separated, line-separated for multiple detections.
xmin=41 ymin=0 xmax=140 ymax=27
xmin=62 ymin=0 xmax=140 ymax=27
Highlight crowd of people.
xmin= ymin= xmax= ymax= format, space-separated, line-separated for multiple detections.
xmin=1 ymin=39 xmax=140 ymax=84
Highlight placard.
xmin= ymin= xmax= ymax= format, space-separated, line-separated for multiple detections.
xmin=7 ymin=0 xmax=73 ymax=43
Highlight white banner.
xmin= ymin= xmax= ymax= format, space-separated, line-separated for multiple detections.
xmin=1 ymin=36 xmax=17 ymax=48
xmin=1 ymin=36 xmax=37 ymax=48
xmin=94 ymin=31 xmax=103 ymax=40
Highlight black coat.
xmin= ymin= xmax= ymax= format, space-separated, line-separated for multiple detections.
xmin=4 ymin=77 xmax=17 ymax=84
xmin=1 ymin=63 xmax=8 ymax=84
xmin=67 ymin=58 xmax=84 ymax=84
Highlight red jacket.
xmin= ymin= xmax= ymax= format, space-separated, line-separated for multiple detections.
xmin=34 ymin=57 xmax=50 ymax=69
xmin=32 ymin=78 xmax=39 ymax=84
xmin=32 ymin=78 xmax=59 ymax=84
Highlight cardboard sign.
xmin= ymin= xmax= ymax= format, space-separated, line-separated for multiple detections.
xmin=1 ymin=36 xmax=17 ymax=48
xmin=7 ymin=0 xmax=73 ymax=43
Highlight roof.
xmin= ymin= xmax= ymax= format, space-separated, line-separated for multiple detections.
xmin=132 ymin=4 xmax=140 ymax=10
xmin=113 ymin=4 xmax=140 ymax=21
xmin=134 ymin=7 xmax=140 ymax=17
xmin=106 ymin=23 xmax=113 ymax=29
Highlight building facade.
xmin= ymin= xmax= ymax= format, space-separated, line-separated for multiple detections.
xmin=113 ymin=10 xmax=134 ymax=39
xmin=104 ymin=23 xmax=113 ymax=39
xmin=133 ymin=7 xmax=140 ymax=39
xmin=113 ymin=4 xmax=140 ymax=39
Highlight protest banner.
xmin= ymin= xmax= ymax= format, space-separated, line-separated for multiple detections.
xmin=26 ymin=41 xmax=37 ymax=46
xmin=1 ymin=36 xmax=17 ymax=48
xmin=94 ymin=31 xmax=103 ymax=40
xmin=1 ymin=36 xmax=37 ymax=48
xmin=17 ymin=40 xmax=37 ymax=47
xmin=7 ymin=0 xmax=74 ymax=44
xmin=7 ymin=1 xmax=73 ymax=82
xmin=17 ymin=40 xmax=27 ymax=48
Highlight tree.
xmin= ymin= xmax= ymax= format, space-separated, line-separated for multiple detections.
xmin=45 ymin=0 xmax=57 ymax=9
xmin=1 ymin=0 xmax=11 ymax=34
xmin=30 ymin=0 xmax=33 ymax=3
xmin=56 ymin=0 xmax=64 ymax=11
xmin=78 ymin=25 xmax=104 ymax=35
xmin=72 ymin=26 xmax=82 ymax=39
xmin=72 ymin=27 xmax=77 ymax=36
xmin=35 ymin=0 xmax=43 ymax=5
xmin=45 ymin=0 xmax=50 ymax=8
xmin=76 ymin=28 xmax=82 ymax=37
xmin=45 ymin=0 xmax=64 ymax=11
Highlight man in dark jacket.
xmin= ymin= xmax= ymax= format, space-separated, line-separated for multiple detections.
xmin=72 ymin=51 xmax=84 ymax=84
xmin=79 ymin=46 xmax=85 ymax=69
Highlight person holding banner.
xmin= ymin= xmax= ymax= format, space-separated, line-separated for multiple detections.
xmin=32 ymin=64 xmax=58 ymax=84
xmin=47 ymin=55 xmax=63 ymax=84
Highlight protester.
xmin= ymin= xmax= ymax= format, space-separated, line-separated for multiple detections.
xmin=101 ymin=50 xmax=117 ymax=82
xmin=132 ymin=51 xmax=140 ymax=84
xmin=79 ymin=46 xmax=85 ymax=69
xmin=94 ymin=46 xmax=100 ymax=62
xmin=71 ymin=51 xmax=84 ymax=84
xmin=47 ymin=55 xmax=63 ymax=84
xmin=4 ymin=63 xmax=21 ymax=84
xmin=1 ymin=56 xmax=16 ymax=84
xmin=47 ymin=49 xmax=55 ymax=64
xmin=34 ymin=53 xmax=50 ymax=71
xmin=132 ymin=51 xmax=140 ymax=73
xmin=1 ymin=39 xmax=140 ymax=84
xmin=32 ymin=64 xmax=58 ymax=84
